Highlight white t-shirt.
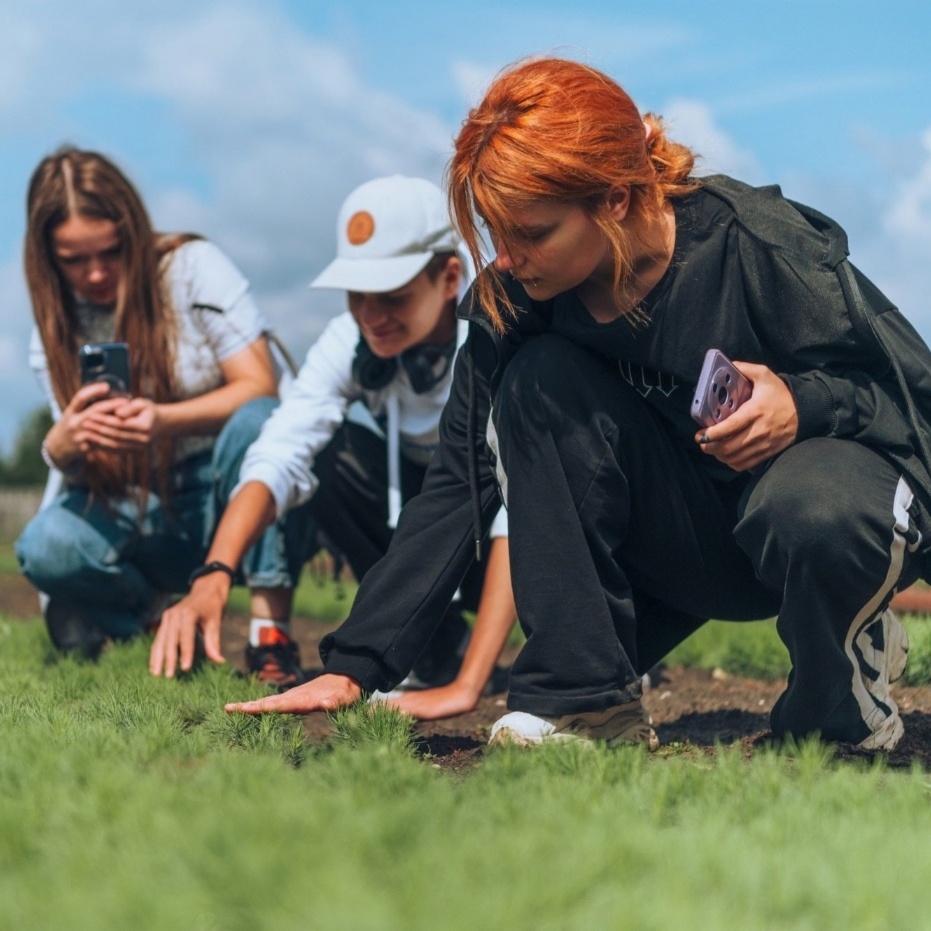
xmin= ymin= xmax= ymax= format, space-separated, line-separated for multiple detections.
xmin=30 ymin=238 xmax=270 ymax=465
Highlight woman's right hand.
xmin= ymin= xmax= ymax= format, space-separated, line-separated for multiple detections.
xmin=44 ymin=381 xmax=123 ymax=468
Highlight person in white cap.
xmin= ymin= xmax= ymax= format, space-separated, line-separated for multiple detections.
xmin=150 ymin=175 xmax=516 ymax=718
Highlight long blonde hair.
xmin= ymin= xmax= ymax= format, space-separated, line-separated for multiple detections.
xmin=25 ymin=146 xmax=195 ymax=499
xmin=448 ymin=57 xmax=699 ymax=331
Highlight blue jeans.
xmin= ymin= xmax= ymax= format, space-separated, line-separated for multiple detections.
xmin=16 ymin=398 xmax=312 ymax=639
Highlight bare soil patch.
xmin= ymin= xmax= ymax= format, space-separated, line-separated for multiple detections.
xmin=6 ymin=571 xmax=931 ymax=774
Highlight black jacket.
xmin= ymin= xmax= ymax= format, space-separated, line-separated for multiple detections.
xmin=320 ymin=175 xmax=931 ymax=692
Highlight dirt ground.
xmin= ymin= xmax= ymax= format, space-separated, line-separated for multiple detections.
xmin=7 ymin=571 xmax=931 ymax=774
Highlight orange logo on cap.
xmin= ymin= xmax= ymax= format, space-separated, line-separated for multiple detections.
xmin=346 ymin=211 xmax=375 ymax=245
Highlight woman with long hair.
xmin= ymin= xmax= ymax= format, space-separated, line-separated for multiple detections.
xmin=16 ymin=146 xmax=294 ymax=657
xmin=227 ymin=58 xmax=931 ymax=754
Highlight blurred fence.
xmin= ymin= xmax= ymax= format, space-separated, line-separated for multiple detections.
xmin=0 ymin=487 xmax=42 ymax=542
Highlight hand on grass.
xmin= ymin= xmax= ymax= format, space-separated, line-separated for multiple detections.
xmin=225 ymin=673 xmax=362 ymax=715
xmin=385 ymin=683 xmax=481 ymax=721
xmin=695 ymin=362 xmax=797 ymax=472
xmin=149 ymin=575 xmax=228 ymax=677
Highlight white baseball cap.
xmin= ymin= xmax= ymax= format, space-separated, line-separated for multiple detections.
xmin=310 ymin=175 xmax=460 ymax=293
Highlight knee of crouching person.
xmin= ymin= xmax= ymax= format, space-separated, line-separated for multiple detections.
xmin=213 ymin=396 xmax=278 ymax=467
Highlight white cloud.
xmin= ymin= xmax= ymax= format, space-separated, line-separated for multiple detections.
xmin=862 ymin=128 xmax=931 ymax=339
xmin=126 ymin=4 xmax=455 ymax=352
xmin=0 ymin=0 xmax=464 ymax=451
xmin=778 ymin=129 xmax=931 ymax=344
xmin=450 ymin=60 xmax=498 ymax=109
xmin=662 ymin=98 xmax=764 ymax=183
xmin=715 ymin=70 xmax=907 ymax=117
xmin=882 ymin=128 xmax=931 ymax=249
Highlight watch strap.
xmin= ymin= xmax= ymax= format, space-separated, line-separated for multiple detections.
xmin=188 ymin=560 xmax=237 ymax=589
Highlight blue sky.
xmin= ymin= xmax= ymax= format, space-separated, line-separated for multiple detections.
xmin=1 ymin=0 xmax=931 ymax=449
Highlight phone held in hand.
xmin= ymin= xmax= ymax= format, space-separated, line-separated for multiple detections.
xmin=691 ymin=348 xmax=752 ymax=428
xmin=79 ymin=342 xmax=131 ymax=395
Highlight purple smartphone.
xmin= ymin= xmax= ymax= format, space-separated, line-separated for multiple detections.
xmin=691 ymin=349 xmax=753 ymax=428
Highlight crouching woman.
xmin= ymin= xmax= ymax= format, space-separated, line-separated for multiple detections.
xmin=225 ymin=58 xmax=931 ymax=754
xmin=16 ymin=147 xmax=286 ymax=657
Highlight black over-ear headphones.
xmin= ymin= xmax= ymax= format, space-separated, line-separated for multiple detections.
xmin=352 ymin=338 xmax=456 ymax=395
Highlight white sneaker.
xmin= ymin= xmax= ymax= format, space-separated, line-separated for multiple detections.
xmin=489 ymin=700 xmax=659 ymax=750
xmin=369 ymin=676 xmax=415 ymax=704
xmin=854 ymin=608 xmax=908 ymax=752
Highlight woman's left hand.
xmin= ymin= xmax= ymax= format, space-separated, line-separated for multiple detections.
xmin=695 ymin=361 xmax=798 ymax=472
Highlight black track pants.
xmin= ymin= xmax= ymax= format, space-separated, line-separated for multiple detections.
xmin=493 ymin=335 xmax=927 ymax=743
xmin=310 ymin=421 xmax=480 ymax=683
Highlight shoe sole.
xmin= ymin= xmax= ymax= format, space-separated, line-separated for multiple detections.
xmin=856 ymin=709 xmax=905 ymax=752
xmin=488 ymin=725 xmax=659 ymax=751
xmin=488 ymin=727 xmax=586 ymax=749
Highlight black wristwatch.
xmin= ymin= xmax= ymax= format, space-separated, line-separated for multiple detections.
xmin=188 ymin=560 xmax=237 ymax=589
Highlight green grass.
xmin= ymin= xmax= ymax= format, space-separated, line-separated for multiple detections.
xmin=5 ymin=542 xmax=931 ymax=928
xmin=3 ymin=616 xmax=931 ymax=928
xmin=667 ymin=618 xmax=790 ymax=679
xmin=227 ymin=556 xmax=358 ymax=624
xmin=0 ymin=541 xmax=20 ymax=574
xmin=664 ymin=613 xmax=931 ymax=685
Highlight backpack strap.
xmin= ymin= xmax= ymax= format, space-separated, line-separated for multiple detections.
xmin=836 ymin=258 xmax=931 ymax=473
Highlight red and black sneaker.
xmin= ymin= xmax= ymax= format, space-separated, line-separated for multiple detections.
xmin=245 ymin=627 xmax=304 ymax=689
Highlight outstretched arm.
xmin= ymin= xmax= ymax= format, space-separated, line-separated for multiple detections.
xmin=387 ymin=535 xmax=516 ymax=720
xmin=149 ymin=480 xmax=277 ymax=677
xmin=223 ymin=537 xmax=514 ymax=719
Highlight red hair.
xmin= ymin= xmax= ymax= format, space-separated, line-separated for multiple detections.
xmin=448 ymin=57 xmax=698 ymax=331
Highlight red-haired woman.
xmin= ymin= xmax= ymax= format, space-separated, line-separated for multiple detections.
xmin=228 ymin=58 xmax=931 ymax=754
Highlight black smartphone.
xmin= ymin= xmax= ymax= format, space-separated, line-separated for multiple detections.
xmin=691 ymin=348 xmax=753 ymax=428
xmin=79 ymin=342 xmax=132 ymax=395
